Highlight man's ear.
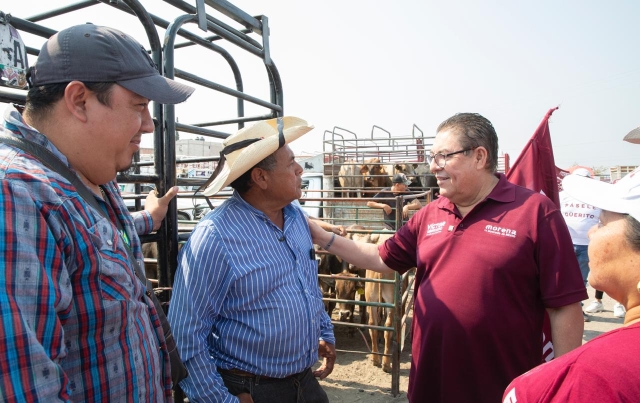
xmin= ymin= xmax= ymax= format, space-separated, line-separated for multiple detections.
xmin=250 ymin=167 xmax=269 ymax=190
xmin=474 ymin=146 xmax=490 ymax=170
xmin=63 ymin=81 xmax=90 ymax=123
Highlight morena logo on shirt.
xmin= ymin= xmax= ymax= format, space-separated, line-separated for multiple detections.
xmin=484 ymin=224 xmax=517 ymax=238
xmin=426 ymin=221 xmax=446 ymax=236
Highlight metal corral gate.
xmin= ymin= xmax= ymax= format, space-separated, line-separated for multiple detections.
xmin=302 ymin=126 xmax=438 ymax=396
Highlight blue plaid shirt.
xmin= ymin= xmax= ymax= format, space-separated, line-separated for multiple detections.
xmin=169 ymin=191 xmax=334 ymax=402
xmin=0 ymin=105 xmax=171 ymax=402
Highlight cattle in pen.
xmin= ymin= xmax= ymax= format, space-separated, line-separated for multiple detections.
xmin=347 ymin=230 xmax=409 ymax=373
xmin=366 ymin=162 xmax=422 ymax=189
xmin=317 ymin=249 xmax=343 ymax=316
xmin=338 ymin=157 xmax=382 ymax=197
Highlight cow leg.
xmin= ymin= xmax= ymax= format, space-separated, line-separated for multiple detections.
xmin=359 ymin=292 xmax=367 ymax=324
xmin=368 ymin=303 xmax=381 ymax=368
xmin=382 ymin=306 xmax=394 ymax=373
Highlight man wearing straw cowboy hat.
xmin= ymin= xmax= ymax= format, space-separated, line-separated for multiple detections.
xmin=168 ymin=117 xmax=335 ymax=403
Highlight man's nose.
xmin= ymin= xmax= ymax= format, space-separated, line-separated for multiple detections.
xmin=141 ymin=108 xmax=156 ymax=133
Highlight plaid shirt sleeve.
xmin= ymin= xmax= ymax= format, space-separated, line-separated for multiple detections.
xmin=0 ymin=176 xmax=73 ymax=401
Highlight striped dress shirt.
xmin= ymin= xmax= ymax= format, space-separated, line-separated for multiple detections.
xmin=0 ymin=105 xmax=171 ymax=402
xmin=168 ymin=192 xmax=335 ymax=402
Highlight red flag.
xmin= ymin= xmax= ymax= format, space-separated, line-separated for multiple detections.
xmin=506 ymin=107 xmax=562 ymax=363
xmin=506 ymin=107 xmax=560 ymax=207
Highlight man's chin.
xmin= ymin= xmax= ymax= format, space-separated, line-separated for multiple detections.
xmin=117 ymin=158 xmax=135 ymax=174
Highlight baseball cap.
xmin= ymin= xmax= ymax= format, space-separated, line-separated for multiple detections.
xmin=28 ymin=24 xmax=194 ymax=104
xmin=572 ymin=168 xmax=592 ymax=178
xmin=623 ymin=126 xmax=640 ymax=144
xmin=392 ymin=173 xmax=411 ymax=186
xmin=562 ymin=167 xmax=640 ymax=222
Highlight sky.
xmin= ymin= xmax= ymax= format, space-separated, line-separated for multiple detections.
xmin=4 ymin=0 xmax=640 ymax=171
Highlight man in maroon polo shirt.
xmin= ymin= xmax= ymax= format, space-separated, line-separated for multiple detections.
xmin=308 ymin=113 xmax=587 ymax=403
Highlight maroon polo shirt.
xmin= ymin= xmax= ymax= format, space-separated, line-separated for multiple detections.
xmin=379 ymin=173 xmax=587 ymax=403
xmin=504 ymin=322 xmax=640 ymax=402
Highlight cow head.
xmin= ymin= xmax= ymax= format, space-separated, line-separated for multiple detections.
xmin=335 ymin=271 xmax=364 ymax=322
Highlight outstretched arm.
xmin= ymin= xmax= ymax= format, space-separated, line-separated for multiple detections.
xmin=310 ymin=218 xmax=346 ymax=236
xmin=308 ymin=219 xmax=393 ymax=274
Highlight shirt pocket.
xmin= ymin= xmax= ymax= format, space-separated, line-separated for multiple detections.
xmin=88 ymin=216 xmax=137 ymax=301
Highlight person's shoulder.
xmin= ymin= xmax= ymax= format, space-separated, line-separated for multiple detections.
xmin=374 ymin=188 xmax=392 ymax=196
xmin=1 ymin=149 xmax=67 ymax=203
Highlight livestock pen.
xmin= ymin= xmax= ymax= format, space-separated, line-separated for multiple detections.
xmin=303 ymin=127 xmax=440 ymax=396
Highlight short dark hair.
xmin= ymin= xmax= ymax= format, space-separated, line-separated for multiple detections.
xmin=230 ymin=152 xmax=278 ymax=193
xmin=436 ymin=113 xmax=499 ymax=172
xmin=625 ymin=214 xmax=640 ymax=252
xmin=25 ymin=82 xmax=115 ymax=121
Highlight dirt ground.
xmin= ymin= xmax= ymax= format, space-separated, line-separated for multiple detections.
xmin=315 ymin=304 xmax=412 ymax=403
xmin=315 ymin=285 xmax=623 ymax=403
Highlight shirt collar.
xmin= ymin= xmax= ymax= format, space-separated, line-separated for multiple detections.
xmin=3 ymin=104 xmax=71 ymax=166
xmin=485 ymin=173 xmax=516 ymax=203
xmin=230 ymin=191 xmax=302 ymax=234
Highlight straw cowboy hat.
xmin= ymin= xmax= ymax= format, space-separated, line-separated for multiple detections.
xmin=201 ymin=116 xmax=314 ymax=196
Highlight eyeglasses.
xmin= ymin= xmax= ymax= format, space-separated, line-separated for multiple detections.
xmin=426 ymin=148 xmax=474 ymax=168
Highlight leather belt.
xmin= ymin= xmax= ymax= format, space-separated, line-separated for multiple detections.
xmin=218 ymin=367 xmax=309 ymax=382
xmin=218 ymin=368 xmax=276 ymax=380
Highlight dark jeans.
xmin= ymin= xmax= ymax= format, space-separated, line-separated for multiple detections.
xmin=219 ymin=367 xmax=329 ymax=403
xmin=574 ymin=244 xmax=605 ymax=299
xmin=574 ymin=244 xmax=590 ymax=284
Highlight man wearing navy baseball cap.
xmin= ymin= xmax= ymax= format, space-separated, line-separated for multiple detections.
xmin=367 ymin=172 xmax=422 ymax=230
xmin=0 ymin=24 xmax=194 ymax=401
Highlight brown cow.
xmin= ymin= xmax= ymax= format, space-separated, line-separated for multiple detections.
xmin=367 ymin=162 xmax=420 ymax=190
xmin=317 ymin=249 xmax=343 ymax=316
xmin=334 ymin=268 xmax=367 ymax=337
xmin=142 ymin=242 xmax=161 ymax=280
xmin=347 ymin=231 xmax=409 ymax=373
xmin=331 ymin=225 xmax=369 ymax=334
xmin=338 ymin=157 xmax=382 ymax=197
xmin=367 ymin=163 xmax=392 ymax=189
xmin=141 ymin=241 xmax=186 ymax=281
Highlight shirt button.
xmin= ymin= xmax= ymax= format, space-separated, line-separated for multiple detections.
xmin=107 ymin=240 xmax=113 ymax=246
xmin=459 ymin=224 xmax=464 ymax=228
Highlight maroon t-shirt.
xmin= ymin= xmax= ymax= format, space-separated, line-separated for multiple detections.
xmin=379 ymin=174 xmax=587 ymax=403
xmin=503 ymin=322 xmax=640 ymax=402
